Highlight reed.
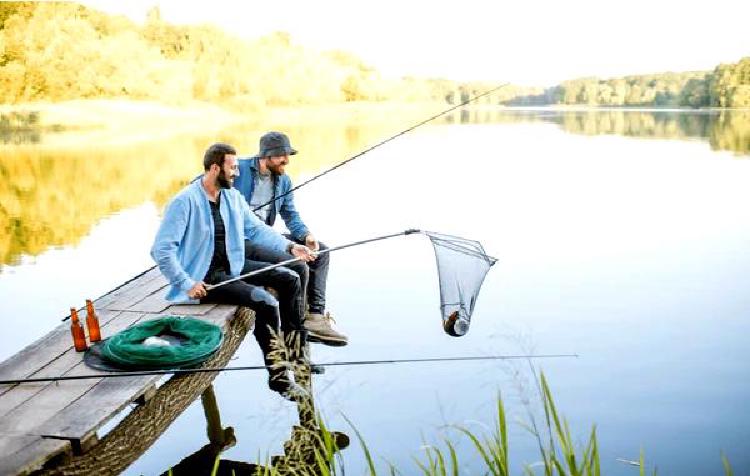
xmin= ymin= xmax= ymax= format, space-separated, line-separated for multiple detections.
xmin=188 ymin=371 xmax=736 ymax=475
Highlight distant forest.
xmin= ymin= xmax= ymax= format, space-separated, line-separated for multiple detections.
xmin=0 ymin=2 xmax=748 ymax=108
xmin=506 ymin=59 xmax=750 ymax=108
xmin=0 ymin=2 xmax=461 ymax=106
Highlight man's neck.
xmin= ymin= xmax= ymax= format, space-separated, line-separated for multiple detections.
xmin=201 ymin=175 xmax=220 ymax=202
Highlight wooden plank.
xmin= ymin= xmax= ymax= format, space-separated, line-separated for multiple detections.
xmin=35 ymin=376 xmax=159 ymax=442
xmin=31 ymin=305 xmax=241 ymax=443
xmin=0 ymin=311 xmax=147 ymax=423
xmin=104 ymin=280 xmax=167 ymax=312
xmin=0 ymin=435 xmax=38 ymax=456
xmin=0 ymin=269 xmax=163 ymax=383
xmin=125 ymin=291 xmax=172 ymax=313
xmin=163 ymin=303 xmax=219 ymax=316
xmin=134 ymin=382 xmax=157 ymax=405
xmin=103 ymin=274 xmax=168 ymax=312
xmin=0 ymin=436 xmax=70 ymax=476
xmin=89 ymin=267 xmax=162 ymax=308
xmin=0 ymin=309 xmax=124 ymax=385
xmin=196 ymin=305 xmax=239 ymax=329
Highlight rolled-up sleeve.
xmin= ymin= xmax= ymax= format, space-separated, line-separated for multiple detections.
xmin=279 ymin=188 xmax=310 ymax=241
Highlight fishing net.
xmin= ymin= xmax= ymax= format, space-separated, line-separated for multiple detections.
xmin=424 ymin=231 xmax=497 ymax=337
xmin=96 ymin=316 xmax=223 ymax=369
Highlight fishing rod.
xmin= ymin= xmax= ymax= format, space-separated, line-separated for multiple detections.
xmin=252 ymin=83 xmax=509 ymax=212
xmin=61 ymin=84 xmax=509 ymax=321
xmin=0 ymin=353 xmax=578 ymax=385
xmin=206 ymin=228 xmax=427 ymax=291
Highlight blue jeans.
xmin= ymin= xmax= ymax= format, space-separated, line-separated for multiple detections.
xmin=201 ymin=259 xmax=304 ymax=360
xmin=245 ymin=237 xmax=330 ymax=314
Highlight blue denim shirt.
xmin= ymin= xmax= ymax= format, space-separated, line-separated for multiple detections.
xmin=234 ymin=157 xmax=310 ymax=241
xmin=151 ymin=179 xmax=292 ymax=303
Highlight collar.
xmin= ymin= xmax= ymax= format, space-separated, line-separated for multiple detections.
xmin=194 ymin=176 xmax=223 ymax=202
xmin=248 ymin=156 xmax=261 ymax=172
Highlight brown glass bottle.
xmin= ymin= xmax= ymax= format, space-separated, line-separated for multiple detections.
xmin=85 ymin=299 xmax=101 ymax=342
xmin=70 ymin=307 xmax=88 ymax=352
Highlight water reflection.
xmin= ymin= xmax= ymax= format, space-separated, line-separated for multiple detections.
xmin=0 ymin=118 xmax=404 ymax=268
xmin=439 ymin=108 xmax=750 ymax=155
xmin=3 ymin=106 xmax=749 ymax=474
xmin=162 ymin=366 xmax=349 ymax=476
xmin=2 ymin=108 xmax=748 ymax=269
xmin=1 ymin=111 xmax=43 ymax=145
xmin=33 ymin=310 xmax=349 ymax=476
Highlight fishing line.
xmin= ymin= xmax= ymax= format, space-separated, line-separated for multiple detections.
xmin=252 ymin=83 xmax=509 ymax=212
xmin=0 ymin=353 xmax=578 ymax=385
xmin=61 ymin=84 xmax=508 ymax=321
xmin=205 ymin=229 xmax=426 ymax=291
xmin=204 ymin=229 xmax=496 ymax=338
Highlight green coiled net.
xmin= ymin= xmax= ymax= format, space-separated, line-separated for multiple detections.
xmin=98 ymin=316 xmax=223 ymax=369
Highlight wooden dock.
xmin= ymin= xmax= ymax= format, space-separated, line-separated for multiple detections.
xmin=0 ymin=267 xmax=256 ymax=476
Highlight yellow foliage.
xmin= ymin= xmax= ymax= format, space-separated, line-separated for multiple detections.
xmin=0 ymin=104 xmax=437 ymax=266
xmin=0 ymin=2 xmax=471 ymax=107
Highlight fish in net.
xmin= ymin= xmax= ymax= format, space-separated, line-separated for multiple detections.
xmin=424 ymin=231 xmax=497 ymax=337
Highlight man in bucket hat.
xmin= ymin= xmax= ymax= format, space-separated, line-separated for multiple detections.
xmin=234 ymin=131 xmax=348 ymax=346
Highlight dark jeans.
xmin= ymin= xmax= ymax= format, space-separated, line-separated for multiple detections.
xmin=245 ymin=237 xmax=329 ymax=314
xmin=201 ymin=259 xmax=304 ymax=358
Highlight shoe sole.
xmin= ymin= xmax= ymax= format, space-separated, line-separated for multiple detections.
xmin=307 ymin=333 xmax=348 ymax=347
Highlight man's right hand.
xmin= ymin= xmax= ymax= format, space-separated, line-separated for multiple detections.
xmin=187 ymin=281 xmax=207 ymax=299
xmin=290 ymin=243 xmax=316 ymax=262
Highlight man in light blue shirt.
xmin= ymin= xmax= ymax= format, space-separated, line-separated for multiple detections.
xmin=151 ymin=143 xmax=315 ymax=399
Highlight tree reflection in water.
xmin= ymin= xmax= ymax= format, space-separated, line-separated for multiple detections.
xmin=163 ymin=339 xmax=349 ymax=476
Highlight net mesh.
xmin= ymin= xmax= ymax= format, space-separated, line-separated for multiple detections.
xmin=424 ymin=231 xmax=497 ymax=337
xmin=97 ymin=316 xmax=223 ymax=369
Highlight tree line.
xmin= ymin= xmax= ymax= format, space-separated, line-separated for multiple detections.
xmin=0 ymin=2 xmax=453 ymax=105
xmin=504 ymin=58 xmax=750 ymax=108
xmin=1 ymin=2 xmax=748 ymax=108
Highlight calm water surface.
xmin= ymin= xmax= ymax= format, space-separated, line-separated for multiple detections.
xmin=1 ymin=108 xmax=749 ymax=475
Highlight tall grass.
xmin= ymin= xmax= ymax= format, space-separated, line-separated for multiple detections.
xmin=403 ymin=371 xmax=732 ymax=476
xmin=195 ymin=371 xmax=736 ymax=475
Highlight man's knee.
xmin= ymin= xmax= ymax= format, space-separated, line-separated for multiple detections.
xmin=286 ymin=261 xmax=309 ymax=282
xmin=313 ymin=241 xmax=329 ymax=266
xmin=275 ymin=266 xmax=302 ymax=292
xmin=249 ymin=286 xmax=279 ymax=309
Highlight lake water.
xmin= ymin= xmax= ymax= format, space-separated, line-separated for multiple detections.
xmin=1 ymin=107 xmax=749 ymax=475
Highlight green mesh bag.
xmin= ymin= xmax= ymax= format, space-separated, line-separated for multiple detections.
xmin=99 ymin=316 xmax=223 ymax=369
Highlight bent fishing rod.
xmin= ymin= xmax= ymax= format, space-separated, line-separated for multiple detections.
xmin=62 ymin=85 xmax=508 ymax=321
xmin=252 ymin=83 xmax=509 ymax=212
xmin=0 ymin=353 xmax=578 ymax=385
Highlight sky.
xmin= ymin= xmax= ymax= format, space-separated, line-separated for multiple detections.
xmin=81 ymin=0 xmax=749 ymax=85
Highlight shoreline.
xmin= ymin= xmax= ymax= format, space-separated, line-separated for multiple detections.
xmin=3 ymin=99 xmax=746 ymax=128
xmin=2 ymin=99 xmax=748 ymax=150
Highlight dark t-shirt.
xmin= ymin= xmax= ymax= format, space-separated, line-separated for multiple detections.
xmin=205 ymin=195 xmax=230 ymax=284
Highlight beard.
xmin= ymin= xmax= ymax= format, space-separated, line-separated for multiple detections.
xmin=267 ymin=162 xmax=286 ymax=176
xmin=217 ymin=170 xmax=233 ymax=189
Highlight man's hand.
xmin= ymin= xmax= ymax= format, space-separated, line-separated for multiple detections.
xmin=304 ymin=233 xmax=320 ymax=252
xmin=187 ymin=281 xmax=207 ymax=299
xmin=290 ymin=243 xmax=315 ymax=262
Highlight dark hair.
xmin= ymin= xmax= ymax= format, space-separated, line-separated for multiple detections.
xmin=203 ymin=142 xmax=237 ymax=171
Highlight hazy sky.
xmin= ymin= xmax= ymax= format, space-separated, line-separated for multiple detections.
xmin=82 ymin=0 xmax=749 ymax=85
